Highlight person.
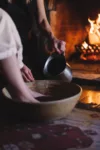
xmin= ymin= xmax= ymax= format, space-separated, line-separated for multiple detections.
xmin=6 ymin=0 xmax=66 ymax=79
xmin=28 ymin=0 xmax=66 ymax=54
xmin=0 ymin=8 xmax=45 ymax=103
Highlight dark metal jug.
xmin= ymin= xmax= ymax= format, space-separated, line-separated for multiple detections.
xmin=43 ymin=52 xmax=72 ymax=82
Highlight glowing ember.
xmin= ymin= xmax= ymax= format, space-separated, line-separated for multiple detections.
xmin=82 ymin=41 xmax=88 ymax=49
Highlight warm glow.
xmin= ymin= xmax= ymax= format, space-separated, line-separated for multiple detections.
xmin=88 ymin=14 xmax=100 ymax=45
xmin=88 ymin=18 xmax=95 ymax=34
xmin=96 ymin=14 xmax=100 ymax=26
xmin=79 ymin=14 xmax=100 ymax=61
xmin=80 ymin=90 xmax=100 ymax=105
xmin=82 ymin=41 xmax=88 ymax=49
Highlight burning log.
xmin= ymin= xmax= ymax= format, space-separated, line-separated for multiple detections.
xmin=75 ymin=43 xmax=100 ymax=61
xmin=75 ymin=14 xmax=100 ymax=61
xmin=80 ymin=53 xmax=100 ymax=61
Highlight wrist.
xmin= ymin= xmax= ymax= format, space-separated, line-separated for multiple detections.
xmin=39 ymin=19 xmax=53 ymax=36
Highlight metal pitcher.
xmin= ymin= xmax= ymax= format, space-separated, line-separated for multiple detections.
xmin=43 ymin=52 xmax=72 ymax=82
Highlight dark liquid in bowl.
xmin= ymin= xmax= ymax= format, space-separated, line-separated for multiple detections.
xmin=35 ymin=81 xmax=81 ymax=102
xmin=36 ymin=96 xmax=57 ymax=102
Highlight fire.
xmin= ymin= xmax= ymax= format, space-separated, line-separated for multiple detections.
xmin=88 ymin=18 xmax=95 ymax=34
xmin=80 ymin=39 xmax=100 ymax=61
xmin=88 ymin=14 xmax=100 ymax=45
xmin=78 ymin=14 xmax=100 ymax=61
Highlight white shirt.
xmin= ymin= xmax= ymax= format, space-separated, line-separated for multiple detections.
xmin=0 ymin=8 xmax=24 ymax=69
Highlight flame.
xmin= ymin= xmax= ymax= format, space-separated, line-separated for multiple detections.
xmin=79 ymin=14 xmax=100 ymax=61
xmin=96 ymin=14 xmax=100 ymax=26
xmin=88 ymin=18 xmax=95 ymax=33
xmin=88 ymin=14 xmax=100 ymax=45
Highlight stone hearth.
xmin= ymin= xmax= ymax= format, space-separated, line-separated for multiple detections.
xmin=68 ymin=61 xmax=100 ymax=81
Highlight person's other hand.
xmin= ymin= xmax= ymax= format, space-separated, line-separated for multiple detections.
xmin=21 ymin=65 xmax=34 ymax=82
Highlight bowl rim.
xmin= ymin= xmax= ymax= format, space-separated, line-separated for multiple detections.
xmin=2 ymin=84 xmax=82 ymax=105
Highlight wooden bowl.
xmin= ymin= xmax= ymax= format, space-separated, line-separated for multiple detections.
xmin=2 ymin=80 xmax=82 ymax=121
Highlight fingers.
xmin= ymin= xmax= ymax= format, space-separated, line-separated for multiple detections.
xmin=53 ymin=40 xmax=62 ymax=54
xmin=22 ymin=72 xmax=30 ymax=82
xmin=24 ymin=70 xmax=34 ymax=82
xmin=53 ymin=38 xmax=66 ymax=54
xmin=54 ymin=47 xmax=62 ymax=54
xmin=60 ymin=41 xmax=66 ymax=52
xmin=27 ymin=69 xmax=34 ymax=81
xmin=21 ymin=66 xmax=34 ymax=82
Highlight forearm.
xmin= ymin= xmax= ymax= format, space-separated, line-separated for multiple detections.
xmin=36 ymin=0 xmax=47 ymax=23
xmin=36 ymin=0 xmax=53 ymax=37
xmin=0 ymin=55 xmax=29 ymax=98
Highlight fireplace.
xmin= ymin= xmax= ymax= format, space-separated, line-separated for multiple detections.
xmin=50 ymin=0 xmax=100 ymax=81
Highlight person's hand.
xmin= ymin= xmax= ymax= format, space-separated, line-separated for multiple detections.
xmin=21 ymin=65 xmax=34 ymax=82
xmin=45 ymin=36 xmax=66 ymax=55
xmin=52 ymin=37 xmax=66 ymax=54
xmin=37 ymin=19 xmax=66 ymax=54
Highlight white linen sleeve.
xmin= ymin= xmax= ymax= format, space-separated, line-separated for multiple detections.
xmin=0 ymin=8 xmax=24 ymax=69
xmin=7 ymin=10 xmax=24 ymax=69
xmin=16 ymin=46 xmax=24 ymax=69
